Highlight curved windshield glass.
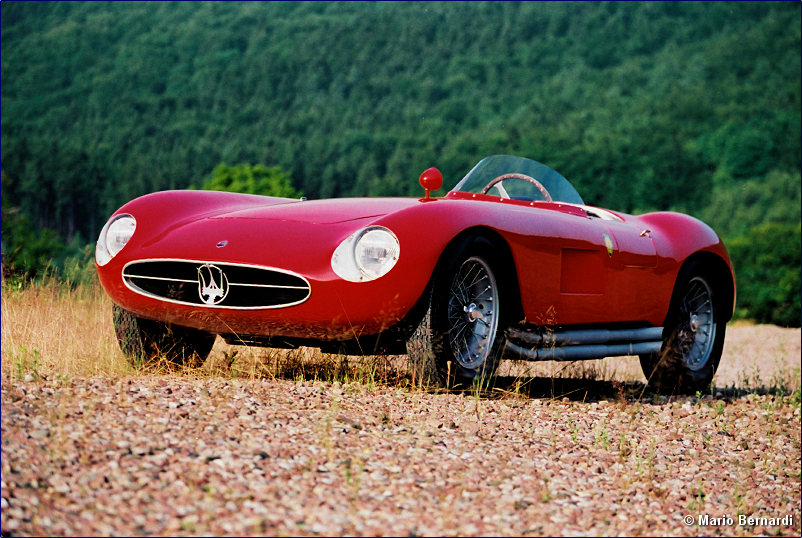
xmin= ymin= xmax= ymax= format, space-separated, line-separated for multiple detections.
xmin=450 ymin=155 xmax=584 ymax=204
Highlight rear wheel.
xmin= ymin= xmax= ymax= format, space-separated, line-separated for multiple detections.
xmin=113 ymin=305 xmax=215 ymax=369
xmin=407 ymin=237 xmax=508 ymax=388
xmin=639 ymin=262 xmax=726 ymax=394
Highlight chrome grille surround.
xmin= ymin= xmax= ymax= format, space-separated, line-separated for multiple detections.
xmin=122 ymin=259 xmax=311 ymax=309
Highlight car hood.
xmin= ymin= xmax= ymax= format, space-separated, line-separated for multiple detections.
xmin=210 ymin=197 xmax=421 ymax=224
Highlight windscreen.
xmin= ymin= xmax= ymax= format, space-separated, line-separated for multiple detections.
xmin=450 ymin=155 xmax=584 ymax=205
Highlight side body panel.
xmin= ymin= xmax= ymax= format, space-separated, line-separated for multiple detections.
xmin=385 ymin=195 xmax=672 ymax=327
xmin=382 ymin=195 xmax=733 ymax=328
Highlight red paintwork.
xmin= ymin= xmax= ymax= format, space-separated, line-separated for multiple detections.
xmin=97 ymin=181 xmax=734 ymax=343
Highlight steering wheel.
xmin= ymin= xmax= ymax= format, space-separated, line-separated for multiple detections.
xmin=480 ymin=173 xmax=552 ymax=202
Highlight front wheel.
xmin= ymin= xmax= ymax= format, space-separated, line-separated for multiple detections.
xmin=113 ymin=305 xmax=215 ymax=369
xmin=407 ymin=237 xmax=508 ymax=388
xmin=640 ymin=263 xmax=726 ymax=394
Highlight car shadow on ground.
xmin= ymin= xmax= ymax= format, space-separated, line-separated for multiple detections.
xmin=482 ymin=375 xmax=795 ymax=403
xmin=469 ymin=375 xmax=644 ymax=403
xmin=218 ymin=351 xmax=794 ymax=404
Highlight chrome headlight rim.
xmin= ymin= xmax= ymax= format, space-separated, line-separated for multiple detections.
xmin=331 ymin=225 xmax=400 ymax=282
xmin=95 ymin=214 xmax=136 ymax=266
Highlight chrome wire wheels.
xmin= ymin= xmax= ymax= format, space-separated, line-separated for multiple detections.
xmin=446 ymin=256 xmax=500 ymax=371
xmin=676 ymin=276 xmax=716 ymax=371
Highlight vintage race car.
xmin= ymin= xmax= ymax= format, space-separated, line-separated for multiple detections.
xmin=96 ymin=155 xmax=735 ymax=393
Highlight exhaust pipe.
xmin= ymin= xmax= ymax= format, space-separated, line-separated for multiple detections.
xmin=504 ymin=326 xmax=664 ymax=362
xmin=504 ymin=340 xmax=662 ymax=361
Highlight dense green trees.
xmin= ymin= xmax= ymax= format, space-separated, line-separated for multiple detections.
xmin=1 ymin=1 xmax=799 ymax=324
xmin=729 ymin=223 xmax=801 ymax=328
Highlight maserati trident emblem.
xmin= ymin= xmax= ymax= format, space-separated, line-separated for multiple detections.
xmin=198 ymin=263 xmax=229 ymax=305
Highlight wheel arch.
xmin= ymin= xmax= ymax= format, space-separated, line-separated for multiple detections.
xmin=668 ymin=251 xmax=736 ymax=324
xmin=436 ymin=226 xmax=525 ymax=322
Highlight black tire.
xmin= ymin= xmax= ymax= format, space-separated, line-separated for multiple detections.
xmin=639 ymin=261 xmax=726 ymax=394
xmin=113 ymin=304 xmax=215 ymax=369
xmin=407 ymin=236 xmax=509 ymax=388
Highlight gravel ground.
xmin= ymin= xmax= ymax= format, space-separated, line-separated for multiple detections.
xmin=2 ymin=326 xmax=800 ymax=536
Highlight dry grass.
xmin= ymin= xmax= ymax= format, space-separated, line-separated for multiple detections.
xmin=202 ymin=343 xmax=411 ymax=388
xmin=1 ymin=280 xmax=129 ymax=379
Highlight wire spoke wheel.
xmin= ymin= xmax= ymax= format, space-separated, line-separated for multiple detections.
xmin=446 ymin=256 xmax=500 ymax=371
xmin=406 ymin=236 xmax=510 ymax=388
xmin=113 ymin=304 xmax=215 ymax=369
xmin=675 ymin=277 xmax=716 ymax=371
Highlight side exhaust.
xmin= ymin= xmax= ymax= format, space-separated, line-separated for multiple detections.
xmin=504 ymin=326 xmax=664 ymax=361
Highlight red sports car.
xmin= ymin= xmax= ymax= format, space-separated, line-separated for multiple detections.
xmin=96 ymin=155 xmax=735 ymax=393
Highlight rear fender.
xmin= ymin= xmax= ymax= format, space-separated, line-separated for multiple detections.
xmin=637 ymin=212 xmax=735 ymax=321
xmin=636 ymin=211 xmax=731 ymax=265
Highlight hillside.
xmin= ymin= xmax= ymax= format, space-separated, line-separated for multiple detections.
xmin=1 ymin=1 xmax=799 ymax=324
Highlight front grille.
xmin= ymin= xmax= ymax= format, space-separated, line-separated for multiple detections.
xmin=122 ymin=260 xmax=310 ymax=309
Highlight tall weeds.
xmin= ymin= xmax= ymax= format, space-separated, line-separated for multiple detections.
xmin=1 ymin=278 xmax=128 ymax=379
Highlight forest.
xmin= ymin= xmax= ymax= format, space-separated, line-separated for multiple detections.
xmin=1 ymin=1 xmax=799 ymax=325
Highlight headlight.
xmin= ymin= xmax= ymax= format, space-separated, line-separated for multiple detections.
xmin=331 ymin=226 xmax=400 ymax=282
xmin=95 ymin=214 xmax=136 ymax=266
